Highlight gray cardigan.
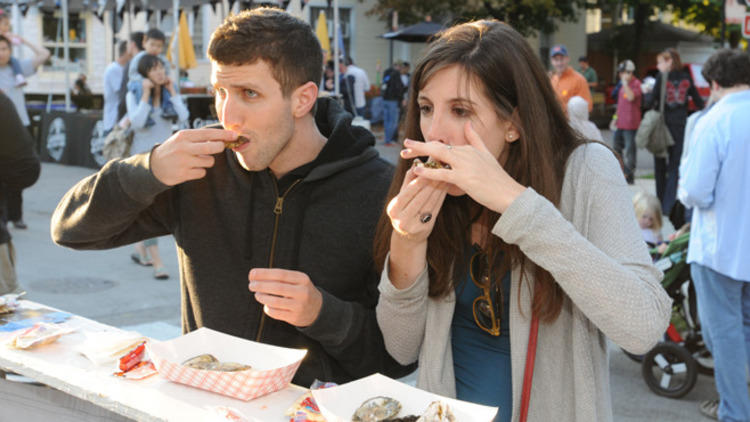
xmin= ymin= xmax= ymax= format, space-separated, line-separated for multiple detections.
xmin=377 ymin=143 xmax=672 ymax=422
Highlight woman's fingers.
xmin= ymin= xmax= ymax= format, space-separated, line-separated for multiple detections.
xmin=464 ymin=121 xmax=492 ymax=154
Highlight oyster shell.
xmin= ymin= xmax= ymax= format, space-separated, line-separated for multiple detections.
xmin=182 ymin=354 xmax=219 ymax=370
xmin=416 ymin=401 xmax=455 ymax=422
xmin=423 ymin=158 xmax=451 ymax=170
xmin=210 ymin=361 xmax=252 ymax=372
xmin=225 ymin=135 xmax=250 ymax=149
xmin=352 ymin=396 xmax=402 ymax=422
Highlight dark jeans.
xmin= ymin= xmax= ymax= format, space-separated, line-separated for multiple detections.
xmin=613 ymin=129 xmax=637 ymax=179
xmin=654 ymin=121 xmax=685 ymax=216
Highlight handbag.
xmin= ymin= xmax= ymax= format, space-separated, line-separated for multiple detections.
xmin=635 ymin=73 xmax=674 ymax=158
xmin=102 ymin=119 xmax=134 ymax=162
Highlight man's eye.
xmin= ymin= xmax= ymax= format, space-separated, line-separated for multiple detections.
xmin=244 ymin=90 xmax=258 ymax=99
xmin=215 ymin=88 xmax=226 ymax=99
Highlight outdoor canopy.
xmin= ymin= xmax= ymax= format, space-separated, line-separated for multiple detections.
xmin=381 ymin=21 xmax=444 ymax=43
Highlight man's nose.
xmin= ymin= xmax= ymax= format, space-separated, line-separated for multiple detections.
xmin=219 ymin=94 xmax=242 ymax=131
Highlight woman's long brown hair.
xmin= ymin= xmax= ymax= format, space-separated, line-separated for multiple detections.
xmin=373 ymin=20 xmax=588 ymax=322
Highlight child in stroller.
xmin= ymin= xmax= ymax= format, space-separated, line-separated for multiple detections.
xmin=624 ymin=224 xmax=714 ymax=398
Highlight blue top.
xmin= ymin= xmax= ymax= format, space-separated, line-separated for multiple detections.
xmin=678 ymin=89 xmax=750 ymax=282
xmin=452 ymin=246 xmax=512 ymax=422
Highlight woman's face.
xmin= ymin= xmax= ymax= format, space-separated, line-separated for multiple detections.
xmin=147 ymin=63 xmax=167 ymax=86
xmin=657 ymin=56 xmax=671 ymax=73
xmin=417 ymin=64 xmax=516 ymax=196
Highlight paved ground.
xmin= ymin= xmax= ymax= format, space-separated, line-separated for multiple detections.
xmin=7 ymin=127 xmax=716 ymax=421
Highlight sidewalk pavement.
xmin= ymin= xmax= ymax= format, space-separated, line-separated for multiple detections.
xmin=8 ymin=128 xmax=715 ymax=420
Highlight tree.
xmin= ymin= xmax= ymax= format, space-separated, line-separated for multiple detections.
xmin=363 ymin=0 xmax=586 ymax=37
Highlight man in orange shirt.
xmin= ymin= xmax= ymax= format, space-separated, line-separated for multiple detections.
xmin=549 ymin=45 xmax=592 ymax=113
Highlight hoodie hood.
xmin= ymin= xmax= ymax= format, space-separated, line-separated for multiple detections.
xmin=306 ymin=97 xmax=380 ymax=182
xmin=567 ymin=96 xmax=590 ymax=122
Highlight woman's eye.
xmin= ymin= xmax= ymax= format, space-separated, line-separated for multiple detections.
xmin=453 ymin=107 xmax=469 ymax=117
xmin=418 ymin=104 xmax=432 ymax=114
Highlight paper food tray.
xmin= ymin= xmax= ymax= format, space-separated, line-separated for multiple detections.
xmin=147 ymin=327 xmax=306 ymax=401
xmin=312 ymin=373 xmax=498 ymax=421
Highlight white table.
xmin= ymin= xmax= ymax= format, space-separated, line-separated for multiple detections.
xmin=0 ymin=301 xmax=306 ymax=421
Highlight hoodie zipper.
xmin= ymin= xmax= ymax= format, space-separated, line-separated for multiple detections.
xmin=255 ymin=177 xmax=303 ymax=342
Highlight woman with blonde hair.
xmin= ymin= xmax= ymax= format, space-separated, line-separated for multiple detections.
xmin=374 ymin=20 xmax=671 ymax=421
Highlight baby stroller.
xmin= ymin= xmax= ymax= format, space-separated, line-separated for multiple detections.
xmin=623 ymin=230 xmax=714 ymax=398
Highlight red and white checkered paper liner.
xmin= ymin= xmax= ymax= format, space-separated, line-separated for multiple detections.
xmin=153 ymin=356 xmax=302 ymax=401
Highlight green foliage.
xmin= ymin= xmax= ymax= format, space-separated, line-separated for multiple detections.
xmin=362 ymin=0 xmax=587 ymax=37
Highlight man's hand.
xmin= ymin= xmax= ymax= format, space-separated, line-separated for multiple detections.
xmin=248 ymin=269 xmax=323 ymax=328
xmin=150 ymin=128 xmax=237 ymax=186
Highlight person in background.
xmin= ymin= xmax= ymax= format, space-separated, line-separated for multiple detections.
xmin=344 ymin=56 xmax=370 ymax=117
xmin=678 ymin=49 xmax=750 ymax=422
xmin=549 ymin=44 xmax=591 ymax=113
xmin=0 ymin=33 xmax=49 ymax=230
xmin=374 ymin=20 xmax=670 ymax=421
xmin=126 ymin=28 xmax=176 ymax=120
xmin=0 ymin=9 xmax=26 ymax=87
xmin=0 ymin=91 xmax=40 ymax=294
xmin=632 ymin=192 xmax=663 ymax=247
xmin=124 ymin=54 xmax=188 ymax=280
xmin=567 ymin=95 xmax=603 ymax=142
xmin=117 ymin=31 xmax=144 ymax=122
xmin=577 ymin=55 xmax=597 ymax=94
xmin=645 ymin=48 xmax=704 ymax=221
xmin=613 ymin=59 xmax=642 ymax=185
xmin=381 ymin=61 xmax=404 ymax=146
xmin=71 ymin=72 xmax=92 ymax=96
xmin=103 ymin=41 xmax=131 ymax=134
xmin=52 ymin=7 xmax=414 ymax=386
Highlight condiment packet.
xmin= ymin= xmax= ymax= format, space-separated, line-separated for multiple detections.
xmin=113 ymin=360 xmax=157 ymax=380
xmin=76 ymin=330 xmax=147 ymax=365
xmin=7 ymin=322 xmax=75 ymax=349
xmin=285 ymin=382 xmax=337 ymax=422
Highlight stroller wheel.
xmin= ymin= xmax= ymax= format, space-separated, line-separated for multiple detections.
xmin=642 ymin=342 xmax=698 ymax=399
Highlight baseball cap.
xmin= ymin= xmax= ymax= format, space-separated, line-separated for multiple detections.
xmin=549 ymin=45 xmax=568 ymax=58
xmin=618 ymin=59 xmax=635 ymax=73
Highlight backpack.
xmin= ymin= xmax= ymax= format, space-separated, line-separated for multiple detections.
xmin=381 ymin=68 xmax=404 ymax=101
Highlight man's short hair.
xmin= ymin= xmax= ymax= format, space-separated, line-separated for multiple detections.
xmin=345 ymin=56 xmax=354 ymax=66
xmin=145 ymin=28 xmax=166 ymax=42
xmin=702 ymin=49 xmax=750 ymax=89
xmin=130 ymin=31 xmax=145 ymax=50
xmin=578 ymin=56 xmax=588 ymax=63
xmin=207 ymin=7 xmax=323 ymax=97
xmin=117 ymin=40 xmax=128 ymax=57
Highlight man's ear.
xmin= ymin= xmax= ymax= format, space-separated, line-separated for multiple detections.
xmin=291 ymin=81 xmax=319 ymax=118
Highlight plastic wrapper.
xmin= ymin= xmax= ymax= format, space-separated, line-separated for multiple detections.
xmin=7 ymin=322 xmax=75 ymax=349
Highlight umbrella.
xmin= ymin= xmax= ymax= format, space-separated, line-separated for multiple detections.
xmin=381 ymin=21 xmax=444 ymax=43
xmin=315 ymin=10 xmax=330 ymax=60
xmin=167 ymin=11 xmax=197 ymax=70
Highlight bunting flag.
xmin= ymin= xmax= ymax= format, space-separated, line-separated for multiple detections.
xmin=285 ymin=0 xmax=304 ymax=20
xmin=315 ymin=10 xmax=330 ymax=60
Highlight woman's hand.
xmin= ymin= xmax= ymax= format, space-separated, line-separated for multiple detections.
xmin=386 ymin=163 xmax=448 ymax=245
xmin=164 ymin=77 xmax=176 ymax=96
xmin=141 ymin=79 xmax=154 ymax=101
xmin=402 ymin=122 xmax=526 ymax=214
xmin=386 ymin=163 xmax=448 ymax=289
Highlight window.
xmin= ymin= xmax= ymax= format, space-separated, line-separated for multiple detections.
xmin=41 ymin=11 xmax=87 ymax=73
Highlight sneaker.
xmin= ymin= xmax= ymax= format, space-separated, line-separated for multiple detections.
xmin=130 ymin=253 xmax=153 ymax=267
xmin=153 ymin=266 xmax=169 ymax=280
xmin=11 ymin=220 xmax=27 ymax=229
xmin=699 ymin=399 xmax=719 ymax=420
xmin=14 ymin=74 xmax=27 ymax=87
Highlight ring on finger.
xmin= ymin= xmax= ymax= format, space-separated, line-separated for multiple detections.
xmin=419 ymin=212 xmax=433 ymax=224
